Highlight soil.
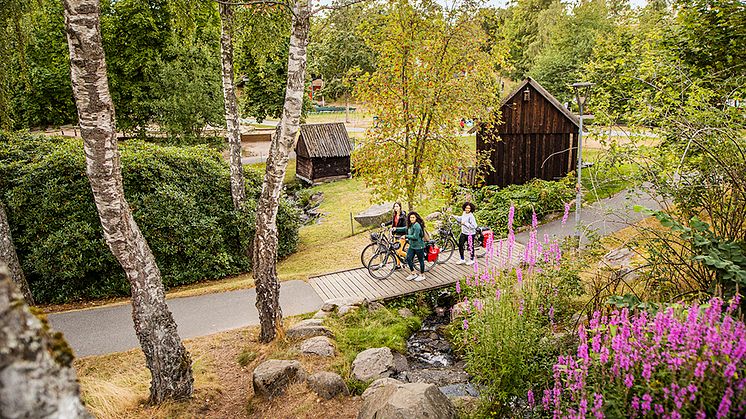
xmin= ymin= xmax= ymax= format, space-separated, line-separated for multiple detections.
xmin=77 ymin=321 xmax=362 ymax=419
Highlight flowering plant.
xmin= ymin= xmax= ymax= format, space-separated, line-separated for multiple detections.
xmin=541 ymin=296 xmax=746 ymax=418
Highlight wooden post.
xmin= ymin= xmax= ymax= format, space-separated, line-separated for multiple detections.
xmin=350 ymin=212 xmax=354 ymax=236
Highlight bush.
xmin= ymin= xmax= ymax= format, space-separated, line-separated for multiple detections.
xmin=449 ymin=212 xmax=582 ymax=416
xmin=470 ymin=177 xmax=575 ymax=236
xmin=0 ymin=133 xmax=301 ymax=303
xmin=539 ymin=297 xmax=746 ymax=418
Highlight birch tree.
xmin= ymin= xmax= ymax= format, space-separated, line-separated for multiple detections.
xmin=219 ymin=2 xmax=247 ymax=209
xmin=252 ymin=0 xmax=311 ymax=342
xmin=63 ymin=0 xmax=193 ymax=403
xmin=0 ymin=202 xmax=33 ymax=304
xmin=0 ymin=266 xmax=91 ymax=418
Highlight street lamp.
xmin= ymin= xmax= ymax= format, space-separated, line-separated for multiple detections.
xmin=571 ymin=82 xmax=593 ymax=240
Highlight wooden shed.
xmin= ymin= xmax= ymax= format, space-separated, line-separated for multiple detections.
xmin=295 ymin=122 xmax=352 ymax=184
xmin=477 ymin=78 xmax=580 ymax=187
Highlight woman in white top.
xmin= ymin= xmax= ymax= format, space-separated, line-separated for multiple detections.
xmin=452 ymin=202 xmax=477 ymax=265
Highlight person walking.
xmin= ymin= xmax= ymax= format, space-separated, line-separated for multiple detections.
xmin=452 ymin=202 xmax=477 ymax=265
xmin=393 ymin=212 xmax=427 ymax=281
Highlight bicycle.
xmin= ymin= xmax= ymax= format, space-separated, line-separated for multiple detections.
xmin=360 ymin=224 xmax=394 ymax=268
xmin=366 ymin=237 xmax=437 ymax=280
xmin=433 ymin=214 xmax=491 ymax=263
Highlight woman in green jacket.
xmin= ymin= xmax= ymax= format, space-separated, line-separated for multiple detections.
xmin=393 ymin=211 xmax=427 ymax=281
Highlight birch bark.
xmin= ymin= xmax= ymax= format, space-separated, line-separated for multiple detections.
xmin=0 ymin=202 xmax=33 ymax=304
xmin=253 ymin=0 xmax=310 ymax=343
xmin=0 ymin=266 xmax=92 ymax=418
xmin=63 ymin=0 xmax=193 ymax=403
xmin=219 ymin=2 xmax=247 ymax=209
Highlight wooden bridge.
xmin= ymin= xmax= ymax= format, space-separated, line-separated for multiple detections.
xmin=309 ymin=243 xmax=525 ymax=302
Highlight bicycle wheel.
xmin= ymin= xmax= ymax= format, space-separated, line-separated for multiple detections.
xmin=360 ymin=243 xmax=377 ymax=268
xmin=423 ymin=253 xmax=437 ymax=272
xmin=435 ymin=237 xmax=456 ymax=264
xmin=367 ymin=249 xmax=397 ymax=280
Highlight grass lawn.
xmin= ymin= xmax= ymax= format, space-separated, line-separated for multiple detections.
xmin=580 ymin=148 xmax=640 ymax=203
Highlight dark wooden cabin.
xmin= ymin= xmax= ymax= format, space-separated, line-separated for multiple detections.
xmin=295 ymin=122 xmax=352 ymax=184
xmin=477 ymin=78 xmax=580 ymax=187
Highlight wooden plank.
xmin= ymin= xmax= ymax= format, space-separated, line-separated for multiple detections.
xmin=313 ymin=276 xmax=342 ymax=299
xmin=323 ymin=273 xmax=357 ymax=299
xmin=309 ymin=280 xmax=332 ymax=301
xmin=340 ymin=270 xmax=379 ymax=301
xmin=336 ymin=270 xmax=373 ymax=300
xmin=318 ymin=278 xmax=346 ymax=299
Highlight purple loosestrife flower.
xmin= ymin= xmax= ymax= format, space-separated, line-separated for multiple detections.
xmin=592 ymin=393 xmax=603 ymax=419
xmin=462 ymin=318 xmax=469 ymax=331
xmin=516 ymin=266 xmax=523 ymax=285
xmin=532 ymin=211 xmax=538 ymax=229
xmin=527 ymin=390 xmax=535 ymax=407
xmin=456 ymin=279 xmax=461 ymax=294
xmin=562 ymin=202 xmax=571 ymax=225
xmin=518 ymin=299 xmax=525 ymax=316
xmin=508 ymin=205 xmax=515 ymax=229
xmin=495 ymin=288 xmax=501 ymax=300
xmin=718 ymin=387 xmax=733 ymax=418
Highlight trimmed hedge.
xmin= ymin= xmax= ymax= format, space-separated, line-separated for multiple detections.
xmin=471 ymin=177 xmax=575 ymax=236
xmin=0 ymin=133 xmax=300 ymax=304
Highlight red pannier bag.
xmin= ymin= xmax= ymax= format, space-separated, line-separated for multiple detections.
xmin=427 ymin=242 xmax=440 ymax=262
xmin=482 ymin=229 xmax=494 ymax=245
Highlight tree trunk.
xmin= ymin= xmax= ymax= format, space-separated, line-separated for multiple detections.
xmin=219 ymin=2 xmax=246 ymax=210
xmin=0 ymin=202 xmax=33 ymax=304
xmin=0 ymin=266 xmax=92 ymax=418
xmin=252 ymin=0 xmax=310 ymax=343
xmin=63 ymin=0 xmax=193 ymax=403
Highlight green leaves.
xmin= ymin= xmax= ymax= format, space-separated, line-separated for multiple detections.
xmin=0 ymin=133 xmax=302 ymax=303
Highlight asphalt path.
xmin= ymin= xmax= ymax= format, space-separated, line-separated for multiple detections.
xmin=515 ymin=188 xmax=662 ymax=245
xmin=48 ymin=280 xmax=322 ymax=357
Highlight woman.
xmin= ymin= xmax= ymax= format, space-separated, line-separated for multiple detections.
xmin=393 ymin=212 xmax=427 ymax=281
xmin=387 ymin=202 xmax=407 ymax=266
xmin=389 ymin=202 xmax=407 ymax=229
xmin=452 ymin=202 xmax=477 ymax=265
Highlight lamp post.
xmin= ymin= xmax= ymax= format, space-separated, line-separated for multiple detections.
xmin=571 ymin=82 xmax=593 ymax=240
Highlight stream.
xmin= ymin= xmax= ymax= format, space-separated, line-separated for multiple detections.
xmin=394 ymin=294 xmax=479 ymax=398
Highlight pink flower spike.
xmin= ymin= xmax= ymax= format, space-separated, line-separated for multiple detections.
xmin=562 ymin=202 xmax=571 ymax=225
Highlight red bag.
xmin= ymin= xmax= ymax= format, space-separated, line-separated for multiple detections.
xmin=482 ymin=229 xmax=494 ymax=245
xmin=427 ymin=244 xmax=440 ymax=262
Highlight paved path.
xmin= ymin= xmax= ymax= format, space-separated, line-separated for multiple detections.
xmin=48 ymin=189 xmax=661 ymax=358
xmin=515 ymin=188 xmax=661 ymax=246
xmin=48 ymin=280 xmax=322 ymax=357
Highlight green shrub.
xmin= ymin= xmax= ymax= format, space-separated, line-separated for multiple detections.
xmin=326 ymin=307 xmax=421 ymax=391
xmin=449 ymin=245 xmax=582 ymax=416
xmin=470 ymin=177 xmax=575 ymax=236
xmin=0 ymin=133 xmax=301 ymax=303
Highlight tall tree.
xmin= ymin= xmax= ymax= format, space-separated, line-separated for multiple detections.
xmin=0 ymin=266 xmax=91 ymax=418
xmin=252 ymin=0 xmax=310 ymax=343
xmin=218 ymin=2 xmax=247 ymax=209
xmin=354 ymin=0 xmax=500 ymax=210
xmin=0 ymin=202 xmax=33 ymax=304
xmin=62 ymin=0 xmax=193 ymax=403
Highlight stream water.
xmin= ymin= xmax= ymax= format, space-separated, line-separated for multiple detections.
xmin=394 ymin=295 xmax=479 ymax=398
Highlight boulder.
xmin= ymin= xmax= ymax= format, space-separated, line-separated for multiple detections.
xmin=300 ymin=336 xmax=335 ymax=357
xmin=252 ymin=359 xmax=306 ymax=398
xmin=352 ymin=347 xmax=407 ymax=382
xmin=321 ymin=296 xmax=368 ymax=312
xmin=286 ymin=319 xmax=334 ymax=340
xmin=358 ymin=381 xmax=457 ymax=419
xmin=397 ymin=308 xmax=414 ymax=318
xmin=307 ymin=372 xmax=349 ymax=399
xmin=338 ymin=305 xmax=358 ymax=316
xmin=312 ymin=310 xmax=329 ymax=319
xmin=362 ymin=378 xmax=404 ymax=399
xmin=425 ymin=211 xmax=442 ymax=221
xmin=354 ymin=203 xmax=393 ymax=227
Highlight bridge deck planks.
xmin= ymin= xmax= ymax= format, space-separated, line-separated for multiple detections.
xmin=309 ymin=243 xmax=524 ymax=302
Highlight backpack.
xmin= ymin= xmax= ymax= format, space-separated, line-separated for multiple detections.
xmin=421 ymin=222 xmax=431 ymax=241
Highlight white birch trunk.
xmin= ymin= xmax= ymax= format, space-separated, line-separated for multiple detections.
xmin=253 ymin=0 xmax=310 ymax=343
xmin=63 ymin=0 xmax=193 ymax=403
xmin=0 ymin=266 xmax=92 ymax=418
xmin=0 ymin=202 xmax=33 ymax=304
xmin=219 ymin=2 xmax=246 ymax=209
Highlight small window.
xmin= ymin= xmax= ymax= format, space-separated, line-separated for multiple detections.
xmin=523 ymin=88 xmax=530 ymax=101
